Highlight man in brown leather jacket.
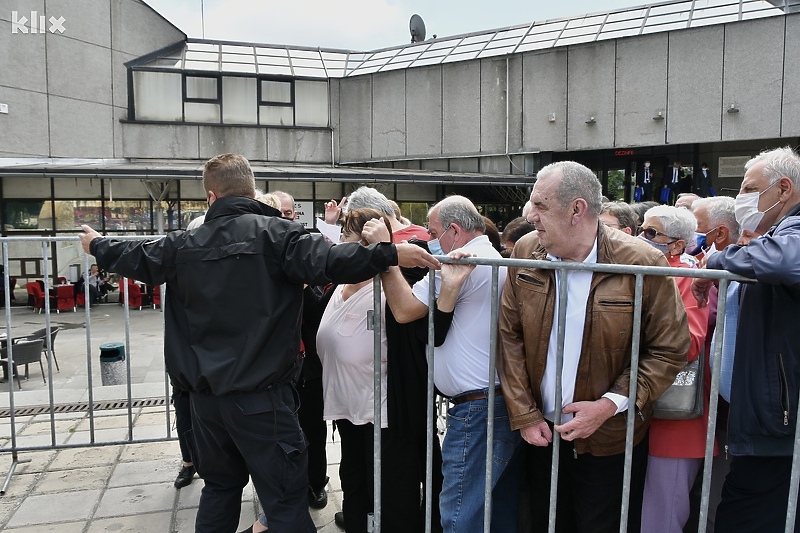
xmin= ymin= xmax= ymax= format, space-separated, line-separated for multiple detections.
xmin=498 ymin=161 xmax=690 ymax=533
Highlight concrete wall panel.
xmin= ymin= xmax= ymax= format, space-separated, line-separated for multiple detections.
xmin=480 ymin=58 xmax=508 ymax=154
xmin=199 ymin=127 xmax=268 ymax=161
xmin=372 ymin=70 xmax=406 ymax=158
xmin=507 ymin=55 xmax=523 ymax=153
xmin=338 ymin=77 xmax=372 ymax=162
xmin=268 ymin=129 xmax=332 ymax=164
xmin=111 ymin=0 xmax=185 ymax=58
xmin=442 ymin=62 xmax=480 ymax=155
xmin=0 ymin=16 xmax=47 ymax=92
xmin=48 ymin=0 xmax=111 ymax=48
xmin=122 ymin=123 xmax=200 ymax=159
xmin=0 ymin=87 xmax=50 ymax=157
xmin=112 ymin=106 xmax=126 ymax=158
xmin=406 ymin=66 xmax=442 ymax=157
xmin=722 ymin=17 xmax=785 ymax=141
xmin=567 ymin=42 xmax=616 ymax=150
xmin=615 ymin=34 xmax=668 ymax=147
xmin=782 ymin=15 xmax=800 ymax=136
xmin=46 ymin=37 xmax=112 ymax=105
xmin=113 ymin=51 xmax=135 ymax=117
xmin=49 ymin=97 xmax=113 ymax=157
xmin=667 ymin=26 xmax=724 ymax=144
xmin=330 ymin=79 xmax=341 ymax=162
xmin=522 ymin=49 xmax=567 ymax=152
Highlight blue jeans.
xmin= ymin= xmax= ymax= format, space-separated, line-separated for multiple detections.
xmin=440 ymin=392 xmax=522 ymax=533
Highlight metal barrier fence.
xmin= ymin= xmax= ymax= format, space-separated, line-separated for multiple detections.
xmin=1 ymin=236 xmax=797 ymax=533
xmin=364 ymin=254 xmax=797 ymax=533
xmin=0 ymin=235 xmax=173 ymax=495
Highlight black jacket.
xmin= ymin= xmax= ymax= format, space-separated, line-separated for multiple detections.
xmin=90 ymin=195 xmax=399 ymax=395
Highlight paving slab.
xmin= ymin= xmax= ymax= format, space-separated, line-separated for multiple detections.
xmin=6 ymin=488 xmax=102 ymax=527
xmin=94 ymin=483 xmax=176 ymax=517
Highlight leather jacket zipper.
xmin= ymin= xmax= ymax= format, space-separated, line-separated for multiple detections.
xmin=778 ymin=353 xmax=790 ymax=426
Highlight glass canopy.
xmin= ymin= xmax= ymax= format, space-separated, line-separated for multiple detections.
xmin=133 ymin=0 xmax=797 ymax=78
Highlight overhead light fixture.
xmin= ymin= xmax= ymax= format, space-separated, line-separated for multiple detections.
xmin=585 ymin=116 xmax=596 ymax=124
xmin=653 ymin=111 xmax=665 ymax=121
xmin=548 ymin=112 xmax=556 ymax=123
xmin=727 ymin=103 xmax=740 ymax=114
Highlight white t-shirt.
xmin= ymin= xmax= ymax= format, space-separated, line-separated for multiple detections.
xmin=411 ymin=235 xmax=506 ymax=397
xmin=318 ymin=283 xmax=388 ymax=427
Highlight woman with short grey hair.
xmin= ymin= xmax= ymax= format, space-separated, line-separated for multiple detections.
xmin=639 ymin=204 xmax=713 ymax=533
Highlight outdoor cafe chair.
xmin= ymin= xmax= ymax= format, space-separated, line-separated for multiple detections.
xmin=0 ymin=339 xmax=46 ymax=389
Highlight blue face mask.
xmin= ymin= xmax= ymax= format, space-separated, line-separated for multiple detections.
xmin=638 ymin=234 xmax=673 ymax=255
xmin=687 ymin=232 xmax=706 ymax=256
xmin=427 ymin=238 xmax=443 ymax=256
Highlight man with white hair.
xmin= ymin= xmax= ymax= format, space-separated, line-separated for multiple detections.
xmin=271 ymin=190 xmax=297 ymax=220
xmin=694 ymin=146 xmax=800 ymax=532
xmin=499 ymin=161 xmax=689 ymax=532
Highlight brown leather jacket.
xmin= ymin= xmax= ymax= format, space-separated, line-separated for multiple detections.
xmin=498 ymin=224 xmax=690 ymax=456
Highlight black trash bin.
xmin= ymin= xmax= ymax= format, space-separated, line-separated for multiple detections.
xmin=99 ymin=342 xmax=127 ymax=386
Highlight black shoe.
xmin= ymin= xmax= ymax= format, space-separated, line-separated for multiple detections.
xmin=174 ymin=465 xmax=195 ymax=489
xmin=334 ymin=511 xmax=345 ymax=530
xmin=308 ymin=476 xmax=329 ymax=509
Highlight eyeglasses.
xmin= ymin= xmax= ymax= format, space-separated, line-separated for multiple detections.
xmin=603 ymin=222 xmax=624 ymax=229
xmin=639 ymin=227 xmax=677 ymax=242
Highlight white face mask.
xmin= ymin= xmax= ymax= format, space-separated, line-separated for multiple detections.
xmin=734 ymin=180 xmax=780 ymax=233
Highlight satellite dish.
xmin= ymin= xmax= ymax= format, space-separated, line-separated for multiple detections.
xmin=410 ymin=14 xmax=426 ymax=43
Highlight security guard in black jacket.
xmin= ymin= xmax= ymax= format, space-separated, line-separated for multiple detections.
xmin=79 ymin=153 xmax=439 ymax=533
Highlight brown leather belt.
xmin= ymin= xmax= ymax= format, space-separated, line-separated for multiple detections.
xmin=451 ymin=387 xmax=503 ymax=405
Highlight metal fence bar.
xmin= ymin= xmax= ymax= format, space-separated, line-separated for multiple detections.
xmin=424 ymin=269 xmax=437 ymax=533
xmin=698 ymin=277 xmax=730 ymax=532
xmin=547 ymin=265 xmax=569 ymax=533
xmin=1 ymin=241 xmax=28 ymax=495
xmin=482 ymin=265 xmax=500 ymax=532
xmin=787 ymin=387 xmax=800 ymax=533
xmin=371 ymin=275 xmax=382 ymax=533
xmin=619 ymin=273 xmax=645 ymax=533
xmin=122 ymin=277 xmax=134 ymax=441
xmin=83 ymin=253 xmax=97 ymax=442
xmin=39 ymin=243 xmax=56 ymax=446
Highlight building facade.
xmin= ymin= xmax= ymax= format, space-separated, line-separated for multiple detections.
xmin=1 ymin=0 xmax=799 ymax=276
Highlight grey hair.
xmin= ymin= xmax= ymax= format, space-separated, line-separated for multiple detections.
xmin=343 ymin=186 xmax=396 ymax=219
xmin=270 ymin=190 xmax=294 ymax=204
xmin=522 ymin=200 xmax=532 ymax=218
xmin=692 ymin=196 xmax=741 ymax=242
xmin=601 ymin=201 xmax=638 ymax=233
xmin=745 ymin=146 xmax=800 ymax=188
xmin=430 ymin=195 xmax=486 ymax=233
xmin=536 ymin=161 xmax=603 ymax=217
xmin=644 ymin=205 xmax=697 ymax=244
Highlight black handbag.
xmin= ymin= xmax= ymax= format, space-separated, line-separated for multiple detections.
xmin=653 ymin=349 xmax=704 ymax=420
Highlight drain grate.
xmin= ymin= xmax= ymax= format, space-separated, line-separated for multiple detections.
xmin=0 ymin=397 xmax=168 ymax=418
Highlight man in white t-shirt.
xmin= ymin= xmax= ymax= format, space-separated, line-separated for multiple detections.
xmin=364 ymin=195 xmax=522 ymax=533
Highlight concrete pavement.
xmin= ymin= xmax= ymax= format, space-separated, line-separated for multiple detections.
xmin=0 ymin=301 xmax=346 ymax=532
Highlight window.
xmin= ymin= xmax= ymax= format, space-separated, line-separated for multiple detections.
xmin=184 ymin=75 xmax=221 ymax=123
xmin=260 ymin=79 xmax=294 ymax=126
xmin=223 ymin=76 xmax=257 ymax=124
xmin=133 ymin=71 xmax=182 ymax=121
xmin=130 ymin=68 xmax=329 ymax=128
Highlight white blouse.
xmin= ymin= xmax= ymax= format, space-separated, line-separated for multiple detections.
xmin=318 ymin=283 xmax=388 ymax=428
